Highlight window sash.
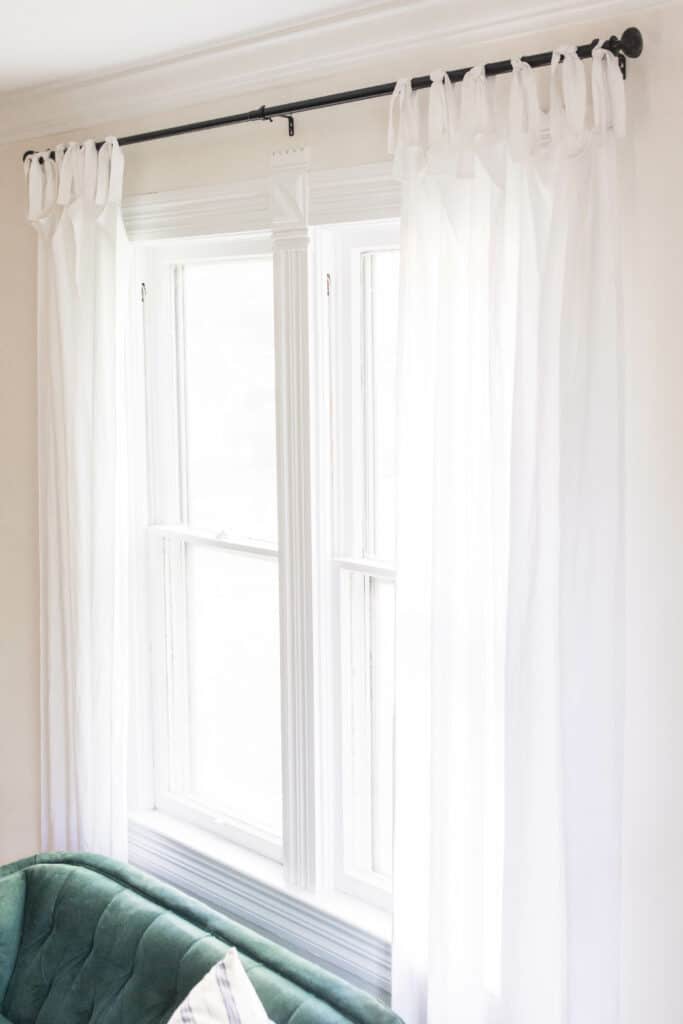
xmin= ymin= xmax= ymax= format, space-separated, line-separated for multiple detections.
xmin=143 ymin=234 xmax=283 ymax=862
xmin=314 ymin=221 xmax=400 ymax=911
xmin=150 ymin=531 xmax=283 ymax=860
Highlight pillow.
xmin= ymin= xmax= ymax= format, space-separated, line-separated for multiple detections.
xmin=169 ymin=948 xmax=271 ymax=1023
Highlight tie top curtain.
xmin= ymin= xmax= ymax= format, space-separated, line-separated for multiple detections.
xmin=388 ymin=43 xmax=626 ymax=179
xmin=28 ymin=136 xmax=132 ymax=859
xmin=24 ymin=138 xmax=124 ymax=225
xmin=388 ymin=42 xmax=627 ymax=1024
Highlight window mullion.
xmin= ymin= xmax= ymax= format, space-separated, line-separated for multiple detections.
xmin=172 ymin=264 xmax=189 ymax=524
xmin=360 ymin=252 xmax=377 ymax=558
xmin=271 ymin=148 xmax=318 ymax=890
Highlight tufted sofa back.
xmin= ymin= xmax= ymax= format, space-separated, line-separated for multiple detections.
xmin=0 ymin=854 xmax=402 ymax=1024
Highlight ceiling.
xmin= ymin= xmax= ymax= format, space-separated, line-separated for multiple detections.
xmin=1 ymin=0 xmax=392 ymax=93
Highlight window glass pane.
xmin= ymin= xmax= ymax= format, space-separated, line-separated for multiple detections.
xmin=339 ymin=568 xmax=395 ymax=881
xmin=182 ymin=544 xmax=282 ymax=839
xmin=183 ymin=258 xmax=277 ymax=542
xmin=360 ymin=249 xmax=399 ymax=562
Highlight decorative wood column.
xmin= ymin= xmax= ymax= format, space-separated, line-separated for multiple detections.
xmin=271 ymin=148 xmax=317 ymax=889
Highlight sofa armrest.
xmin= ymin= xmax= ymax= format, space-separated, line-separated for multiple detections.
xmin=0 ymin=871 xmax=26 ymax=1008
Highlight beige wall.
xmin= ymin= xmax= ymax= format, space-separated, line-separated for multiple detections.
xmin=1 ymin=3 xmax=682 ymax=1019
xmin=0 ymin=143 xmax=40 ymax=861
xmin=619 ymin=9 xmax=683 ymax=1020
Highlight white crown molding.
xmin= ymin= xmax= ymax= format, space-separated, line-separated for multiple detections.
xmin=122 ymin=161 xmax=400 ymax=240
xmin=1 ymin=0 xmax=433 ymax=146
xmin=1 ymin=0 xmax=660 ymax=149
xmin=128 ymin=814 xmax=392 ymax=1002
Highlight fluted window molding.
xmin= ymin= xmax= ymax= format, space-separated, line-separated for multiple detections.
xmin=271 ymin=148 xmax=318 ymax=889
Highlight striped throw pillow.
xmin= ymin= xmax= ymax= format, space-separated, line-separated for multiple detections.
xmin=169 ymin=948 xmax=272 ymax=1023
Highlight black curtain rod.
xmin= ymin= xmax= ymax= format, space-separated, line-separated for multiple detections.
xmin=22 ymin=26 xmax=643 ymax=163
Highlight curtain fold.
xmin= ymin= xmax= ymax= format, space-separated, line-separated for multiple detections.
xmin=26 ymin=139 xmax=133 ymax=858
xmin=390 ymin=46 xmax=625 ymax=1024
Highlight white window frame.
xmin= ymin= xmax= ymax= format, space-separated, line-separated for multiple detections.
xmin=314 ymin=221 xmax=399 ymax=914
xmin=141 ymin=231 xmax=282 ymax=862
xmin=126 ymin=158 xmax=402 ymax=996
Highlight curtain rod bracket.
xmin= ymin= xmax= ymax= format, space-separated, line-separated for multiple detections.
xmin=254 ymin=105 xmax=295 ymax=137
xmin=273 ymin=114 xmax=295 ymax=137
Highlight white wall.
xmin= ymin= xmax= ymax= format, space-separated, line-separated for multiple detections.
xmin=0 ymin=3 xmax=682 ymax=1019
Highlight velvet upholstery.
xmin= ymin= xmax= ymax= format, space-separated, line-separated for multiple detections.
xmin=0 ymin=854 xmax=402 ymax=1024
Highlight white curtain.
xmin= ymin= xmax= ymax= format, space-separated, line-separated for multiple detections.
xmin=26 ymin=140 xmax=133 ymax=858
xmin=390 ymin=46 xmax=625 ymax=1024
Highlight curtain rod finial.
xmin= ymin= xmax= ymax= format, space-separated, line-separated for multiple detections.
xmin=621 ymin=27 xmax=644 ymax=59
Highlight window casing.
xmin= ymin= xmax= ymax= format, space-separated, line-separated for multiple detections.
xmin=141 ymin=219 xmax=400 ymax=911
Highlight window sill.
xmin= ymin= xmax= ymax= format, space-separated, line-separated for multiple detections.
xmin=128 ymin=811 xmax=392 ymax=1003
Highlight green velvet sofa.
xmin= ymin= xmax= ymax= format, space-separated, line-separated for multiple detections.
xmin=0 ymin=853 xmax=403 ymax=1024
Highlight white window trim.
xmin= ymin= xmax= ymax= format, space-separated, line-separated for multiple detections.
xmin=127 ymin=155 xmax=399 ymax=997
xmin=128 ymin=811 xmax=391 ymax=1004
xmin=271 ymin=148 xmax=318 ymax=889
xmin=123 ymin=161 xmax=400 ymax=240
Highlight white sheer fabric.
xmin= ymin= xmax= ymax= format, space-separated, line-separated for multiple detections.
xmin=390 ymin=46 xmax=625 ymax=1024
xmin=26 ymin=140 xmax=133 ymax=857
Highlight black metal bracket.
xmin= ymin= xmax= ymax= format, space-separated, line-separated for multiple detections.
xmin=278 ymin=114 xmax=296 ymax=138
xmin=255 ymin=106 xmax=295 ymax=137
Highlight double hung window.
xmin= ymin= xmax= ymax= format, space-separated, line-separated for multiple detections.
xmin=141 ymin=219 xmax=400 ymax=911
